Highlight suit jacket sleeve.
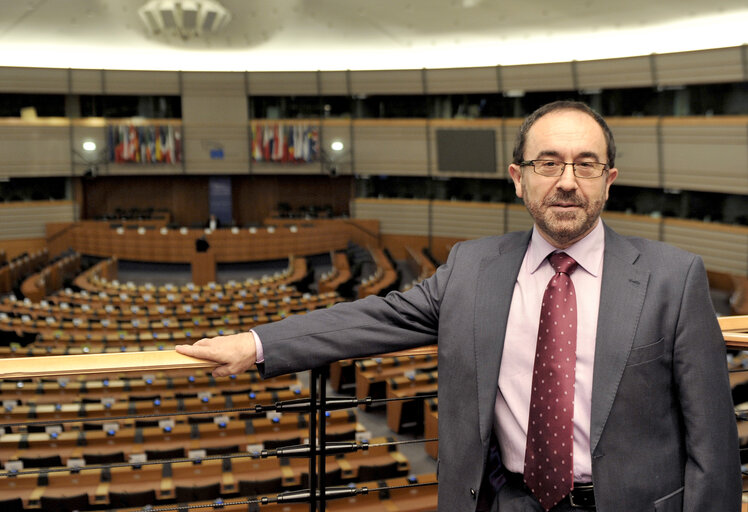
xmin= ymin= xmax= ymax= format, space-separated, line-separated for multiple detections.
xmin=253 ymin=243 xmax=457 ymax=378
xmin=676 ymin=257 xmax=741 ymax=511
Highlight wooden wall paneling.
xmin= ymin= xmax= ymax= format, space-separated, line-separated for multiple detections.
xmin=70 ymin=69 xmax=104 ymax=94
xmin=654 ymin=47 xmax=745 ymax=86
xmin=352 ymin=121 xmax=429 ymax=176
xmin=428 ymin=119 xmax=504 ymax=178
xmin=662 ymin=218 xmax=748 ymax=275
xmin=182 ymin=72 xmax=250 ymax=175
xmin=0 ymin=121 xmax=71 ymax=177
xmin=349 ymin=70 xmax=424 ymax=95
xmin=0 ymin=67 xmax=67 ymax=93
xmin=660 ymin=118 xmax=748 ymax=194
xmin=0 ymin=201 xmax=75 ymax=240
xmin=425 ymin=66 xmax=499 ymax=94
xmin=0 ymin=238 xmax=47 ymax=260
xmin=500 ymin=119 xmax=523 ymax=168
xmin=181 ymin=123 xmax=251 ymax=175
xmin=607 ymin=118 xmax=660 ymax=188
xmin=351 ymin=198 xmax=429 ymax=236
xmin=601 ymin=211 xmax=661 ymax=241
xmin=247 ymin=72 xmax=319 ymax=96
xmin=82 ymin=176 xmax=210 ymax=227
xmin=103 ymin=70 xmax=181 ymax=95
xmin=318 ymin=71 xmax=349 ymax=96
xmin=431 ymin=201 xmax=505 ymax=238
xmin=505 ymin=203 xmax=533 ymax=233
xmin=500 ymin=62 xmax=575 ymax=93
xmin=575 ymin=55 xmax=654 ymax=89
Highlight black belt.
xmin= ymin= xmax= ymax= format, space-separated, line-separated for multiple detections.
xmin=503 ymin=471 xmax=596 ymax=509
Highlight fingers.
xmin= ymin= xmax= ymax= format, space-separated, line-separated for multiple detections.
xmin=175 ymin=332 xmax=257 ymax=378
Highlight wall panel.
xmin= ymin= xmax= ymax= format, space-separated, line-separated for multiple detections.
xmin=506 ymin=203 xmax=533 ymax=233
xmin=661 ymin=118 xmax=748 ymax=194
xmin=0 ymin=121 xmax=71 ymax=177
xmin=349 ymin=70 xmax=424 ymax=95
xmin=248 ymin=72 xmax=319 ymax=96
xmin=663 ymin=219 xmax=748 ymax=275
xmin=655 ymin=47 xmax=745 ymax=86
xmin=431 ymin=201 xmax=504 ymax=238
xmin=425 ymin=67 xmax=499 ymax=94
xmin=319 ymin=71 xmax=349 ymax=96
xmin=601 ymin=212 xmax=661 ymax=241
xmin=0 ymin=67 xmax=67 ymax=93
xmin=351 ymin=198 xmax=429 ymax=236
xmin=608 ymin=119 xmax=660 ymax=188
xmin=70 ymin=70 xmax=104 ymax=94
xmin=0 ymin=201 xmax=76 ymax=240
xmin=353 ymin=121 xmax=428 ymax=176
xmin=501 ymin=62 xmax=574 ymax=92
xmin=576 ymin=55 xmax=653 ymax=89
xmin=103 ymin=70 xmax=180 ymax=95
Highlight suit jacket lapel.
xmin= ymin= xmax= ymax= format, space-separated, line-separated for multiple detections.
xmin=590 ymin=225 xmax=650 ymax=454
xmin=473 ymin=230 xmax=531 ymax=446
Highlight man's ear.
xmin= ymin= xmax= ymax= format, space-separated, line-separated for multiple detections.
xmin=508 ymin=163 xmax=523 ymax=198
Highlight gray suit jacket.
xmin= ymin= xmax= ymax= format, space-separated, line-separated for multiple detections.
xmin=255 ymin=224 xmax=741 ymax=511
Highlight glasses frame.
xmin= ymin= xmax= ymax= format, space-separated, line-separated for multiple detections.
xmin=519 ymin=159 xmax=609 ymax=179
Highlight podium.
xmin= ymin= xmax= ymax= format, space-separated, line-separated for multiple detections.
xmin=191 ymin=250 xmax=216 ymax=286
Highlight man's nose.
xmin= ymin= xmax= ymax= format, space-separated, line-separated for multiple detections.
xmin=556 ymin=164 xmax=579 ymax=190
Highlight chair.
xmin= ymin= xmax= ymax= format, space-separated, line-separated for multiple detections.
xmin=263 ymin=437 xmax=301 ymax=449
xmin=83 ymin=451 xmax=125 ymax=465
xmin=175 ymin=482 xmax=221 ymax=503
xmin=20 ymin=455 xmax=63 ymax=468
xmin=205 ymin=444 xmax=240 ymax=456
xmin=146 ymin=447 xmax=185 ymax=461
xmin=108 ymin=489 xmax=157 ymax=508
xmin=40 ymin=493 xmax=90 ymax=512
xmin=238 ymin=476 xmax=283 ymax=496
xmin=0 ymin=497 xmax=23 ymax=512
xmin=357 ymin=460 xmax=401 ymax=482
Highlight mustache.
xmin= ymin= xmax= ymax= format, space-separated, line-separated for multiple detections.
xmin=544 ymin=191 xmax=588 ymax=207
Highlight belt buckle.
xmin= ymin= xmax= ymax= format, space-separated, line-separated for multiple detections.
xmin=568 ymin=483 xmax=595 ymax=508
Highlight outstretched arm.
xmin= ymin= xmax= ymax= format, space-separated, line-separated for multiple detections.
xmin=176 ymin=331 xmax=258 ymax=377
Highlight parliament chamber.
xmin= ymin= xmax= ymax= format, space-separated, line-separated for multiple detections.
xmin=0 ymin=38 xmax=747 ymax=510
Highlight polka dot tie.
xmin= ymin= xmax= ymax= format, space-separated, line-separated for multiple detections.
xmin=523 ymin=252 xmax=578 ymax=511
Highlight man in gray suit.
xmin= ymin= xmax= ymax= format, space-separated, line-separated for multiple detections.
xmin=177 ymin=101 xmax=741 ymax=511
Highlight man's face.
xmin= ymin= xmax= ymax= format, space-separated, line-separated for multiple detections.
xmin=508 ymin=109 xmax=618 ymax=248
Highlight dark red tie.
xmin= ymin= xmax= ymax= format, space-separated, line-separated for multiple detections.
xmin=524 ymin=252 xmax=578 ymax=511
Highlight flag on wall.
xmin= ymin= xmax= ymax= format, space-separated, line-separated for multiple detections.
xmin=109 ymin=125 xmax=182 ymax=164
xmin=251 ymin=123 xmax=318 ymax=163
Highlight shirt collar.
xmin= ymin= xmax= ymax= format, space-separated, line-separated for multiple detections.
xmin=527 ymin=220 xmax=605 ymax=277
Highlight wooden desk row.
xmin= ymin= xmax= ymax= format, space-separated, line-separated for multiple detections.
xmin=318 ymin=252 xmax=353 ymax=294
xmin=0 ymin=249 xmax=48 ymax=295
xmin=20 ymin=253 xmax=81 ymax=303
xmin=111 ymin=473 xmax=438 ymax=512
xmin=0 ymin=438 xmax=411 ymax=510
xmin=0 ymin=373 xmax=302 ymax=407
xmin=0 ymin=388 xmax=308 ymax=423
xmin=0 ymin=410 xmax=361 ymax=467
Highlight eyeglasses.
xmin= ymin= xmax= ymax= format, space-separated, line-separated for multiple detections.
xmin=519 ymin=159 xmax=609 ymax=179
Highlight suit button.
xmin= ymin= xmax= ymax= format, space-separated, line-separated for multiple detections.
xmin=470 ymin=488 xmax=476 ymax=497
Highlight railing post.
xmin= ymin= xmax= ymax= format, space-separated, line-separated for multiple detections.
xmin=309 ymin=367 xmax=318 ymax=511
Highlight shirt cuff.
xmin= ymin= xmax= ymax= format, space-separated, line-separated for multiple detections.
xmin=250 ymin=329 xmax=264 ymax=363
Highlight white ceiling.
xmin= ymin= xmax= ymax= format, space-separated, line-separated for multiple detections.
xmin=1 ymin=0 xmax=747 ymax=71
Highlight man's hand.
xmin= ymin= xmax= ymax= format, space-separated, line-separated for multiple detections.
xmin=175 ymin=332 xmax=257 ymax=378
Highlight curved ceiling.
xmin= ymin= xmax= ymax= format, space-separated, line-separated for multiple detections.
xmin=1 ymin=0 xmax=747 ymax=72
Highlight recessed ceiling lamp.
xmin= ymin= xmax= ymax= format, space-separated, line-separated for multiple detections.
xmin=138 ymin=0 xmax=232 ymax=40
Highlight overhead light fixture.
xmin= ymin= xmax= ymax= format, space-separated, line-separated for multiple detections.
xmin=138 ymin=0 xmax=232 ymax=40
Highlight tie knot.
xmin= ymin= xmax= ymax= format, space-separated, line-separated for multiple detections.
xmin=549 ymin=252 xmax=578 ymax=275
